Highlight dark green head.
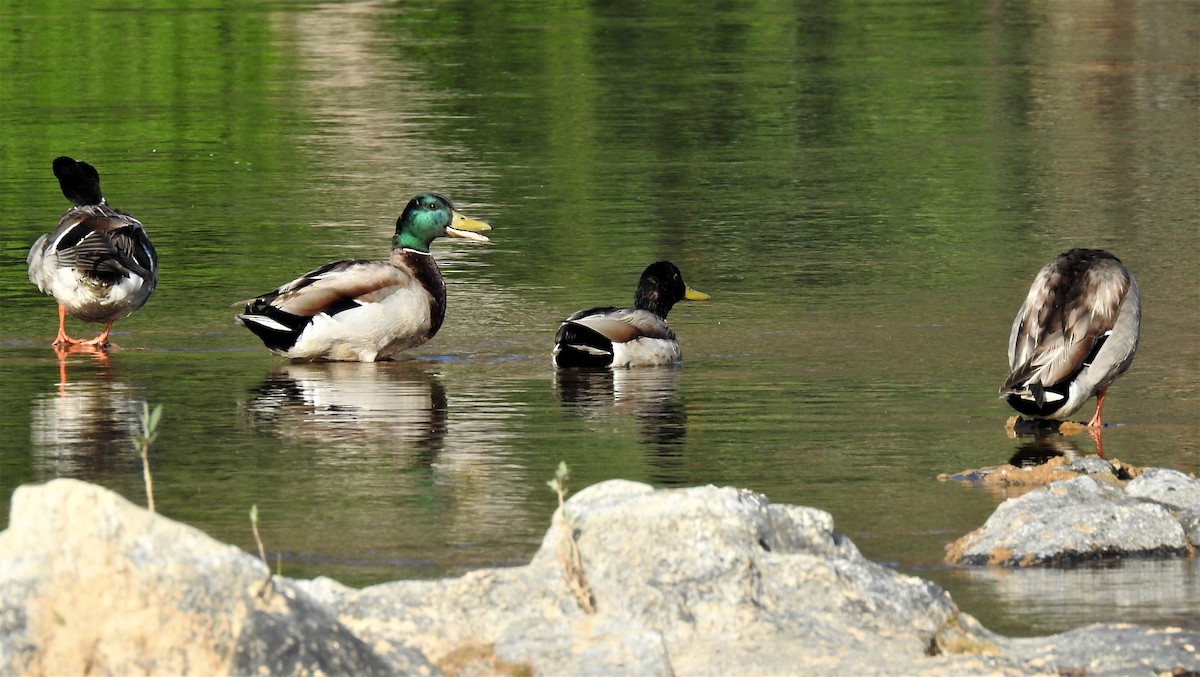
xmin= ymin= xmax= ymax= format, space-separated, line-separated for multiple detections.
xmin=634 ymin=261 xmax=710 ymax=318
xmin=393 ymin=193 xmax=491 ymax=252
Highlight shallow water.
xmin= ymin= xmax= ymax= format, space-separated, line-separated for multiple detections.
xmin=1 ymin=0 xmax=1198 ymax=638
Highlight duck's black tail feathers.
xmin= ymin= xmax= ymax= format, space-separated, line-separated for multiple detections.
xmin=236 ymin=303 xmax=310 ymax=353
xmin=553 ymin=323 xmax=615 ymax=368
xmin=1003 ymin=381 xmax=1070 ymax=418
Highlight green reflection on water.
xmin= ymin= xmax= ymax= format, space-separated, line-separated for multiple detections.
xmin=1 ymin=0 xmax=1197 ymax=639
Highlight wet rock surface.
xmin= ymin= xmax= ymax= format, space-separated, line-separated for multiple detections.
xmin=939 ymin=452 xmax=1143 ymax=493
xmin=2 ymin=478 xmax=1198 ymax=676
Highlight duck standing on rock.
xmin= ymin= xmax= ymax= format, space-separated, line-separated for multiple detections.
xmin=27 ymin=156 xmax=159 ymax=348
xmin=553 ymin=261 xmax=709 ymax=368
xmin=1001 ymin=248 xmax=1140 ymax=428
xmin=236 ymin=193 xmax=491 ymax=362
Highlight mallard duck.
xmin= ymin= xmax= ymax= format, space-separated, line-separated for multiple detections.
xmin=27 ymin=156 xmax=158 ymax=347
xmin=1001 ymin=248 xmax=1140 ymax=427
xmin=553 ymin=261 xmax=709 ymax=368
xmin=235 ymin=193 xmax=490 ymax=362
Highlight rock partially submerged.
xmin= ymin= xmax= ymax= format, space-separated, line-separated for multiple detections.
xmin=946 ymin=469 xmax=1200 ymax=567
xmin=939 ymin=453 xmax=1143 ymax=494
xmin=2 ymin=478 xmax=1198 ymax=676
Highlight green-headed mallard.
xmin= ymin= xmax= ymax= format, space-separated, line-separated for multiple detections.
xmin=1001 ymin=248 xmax=1141 ymax=427
xmin=27 ymin=156 xmax=158 ymax=348
xmin=553 ymin=261 xmax=709 ymax=368
xmin=236 ymin=193 xmax=490 ymax=362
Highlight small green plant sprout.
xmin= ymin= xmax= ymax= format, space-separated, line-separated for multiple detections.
xmin=250 ymin=504 xmax=267 ymax=566
xmin=250 ymin=504 xmax=275 ymax=597
xmin=131 ymin=402 xmax=162 ymax=513
xmin=546 ymin=462 xmax=595 ymax=614
xmin=546 ymin=461 xmax=571 ymax=508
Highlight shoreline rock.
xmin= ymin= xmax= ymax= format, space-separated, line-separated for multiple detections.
xmin=0 ymin=478 xmax=431 ymax=676
xmin=946 ymin=468 xmax=1200 ymax=567
xmin=2 ymin=478 xmax=1199 ymax=676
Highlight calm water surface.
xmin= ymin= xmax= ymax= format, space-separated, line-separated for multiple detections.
xmin=1 ymin=0 xmax=1197 ymax=638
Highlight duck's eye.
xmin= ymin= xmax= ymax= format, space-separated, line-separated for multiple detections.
xmin=426 ymin=203 xmax=439 ymax=210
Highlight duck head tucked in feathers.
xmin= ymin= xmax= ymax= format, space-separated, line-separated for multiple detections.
xmin=27 ymin=156 xmax=158 ymax=348
xmin=235 ymin=194 xmax=490 ymax=362
xmin=52 ymin=156 xmax=105 ymax=206
xmin=553 ymin=261 xmax=709 ymax=369
xmin=1000 ymin=248 xmax=1140 ymax=428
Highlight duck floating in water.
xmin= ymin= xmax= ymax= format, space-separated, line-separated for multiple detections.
xmin=1001 ymin=248 xmax=1140 ymax=427
xmin=236 ymin=193 xmax=490 ymax=362
xmin=553 ymin=261 xmax=709 ymax=368
xmin=27 ymin=156 xmax=158 ymax=348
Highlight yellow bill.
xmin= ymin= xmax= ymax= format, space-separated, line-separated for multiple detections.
xmin=446 ymin=210 xmax=492 ymax=242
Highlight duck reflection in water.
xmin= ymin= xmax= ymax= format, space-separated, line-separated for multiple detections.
xmin=32 ymin=345 xmax=147 ymax=475
xmin=1007 ymin=434 xmax=1085 ymax=469
xmin=241 ymin=360 xmax=447 ymax=463
xmin=1006 ymin=415 xmax=1110 ymax=459
xmin=555 ymin=367 xmax=689 ymax=482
